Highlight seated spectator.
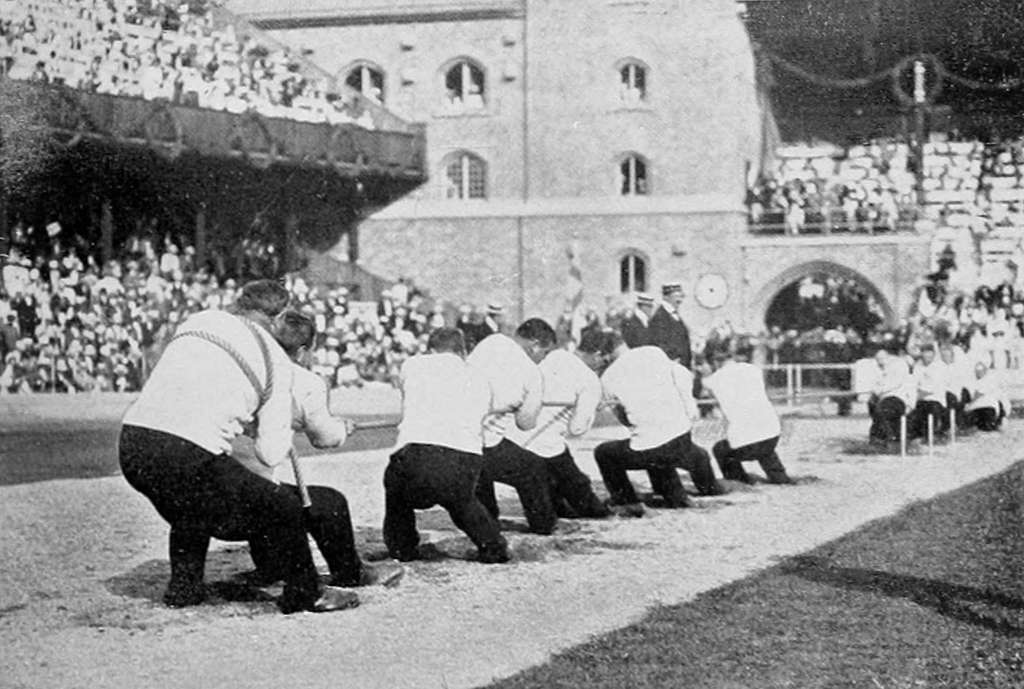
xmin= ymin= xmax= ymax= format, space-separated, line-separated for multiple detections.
xmin=965 ymin=362 xmax=1009 ymax=431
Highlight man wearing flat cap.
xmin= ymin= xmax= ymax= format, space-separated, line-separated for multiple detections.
xmin=620 ymin=293 xmax=654 ymax=348
xmin=648 ymin=283 xmax=692 ymax=368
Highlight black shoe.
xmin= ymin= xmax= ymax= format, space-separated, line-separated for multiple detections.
xmin=478 ymin=543 xmax=511 ymax=564
xmin=163 ymin=584 xmax=206 ymax=608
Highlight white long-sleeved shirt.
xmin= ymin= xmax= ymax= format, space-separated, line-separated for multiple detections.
xmin=862 ymin=356 xmax=915 ymax=408
xmin=466 ymin=334 xmax=544 ymax=448
xmin=234 ymin=364 xmax=349 ymax=482
xmin=396 ymin=352 xmax=490 ymax=455
xmin=702 ymin=360 xmax=781 ymax=448
xmin=123 ymin=310 xmax=294 ymax=467
xmin=968 ymin=369 xmax=1010 ymax=413
xmin=600 ymin=346 xmax=698 ymax=451
xmin=507 ymin=348 xmax=601 ymax=458
xmin=913 ymin=359 xmax=950 ymax=404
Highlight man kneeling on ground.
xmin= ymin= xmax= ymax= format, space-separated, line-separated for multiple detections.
xmin=698 ymin=349 xmax=795 ymax=485
xmin=384 ymin=327 xmax=509 ymax=564
xmin=235 ymin=310 xmax=403 ymax=592
xmin=577 ymin=330 xmax=724 ymax=518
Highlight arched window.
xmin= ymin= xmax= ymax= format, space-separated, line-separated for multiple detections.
xmin=444 ymin=59 xmax=486 ymax=112
xmin=619 ymin=153 xmax=649 ymax=196
xmin=345 ymin=62 xmax=385 ymax=104
xmin=620 ymin=252 xmax=647 ymax=293
xmin=443 ymin=151 xmax=487 ymax=199
xmin=619 ymin=60 xmax=647 ymax=105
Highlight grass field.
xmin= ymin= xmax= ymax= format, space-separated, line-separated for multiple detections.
xmin=487 ymin=462 xmax=1024 ymax=689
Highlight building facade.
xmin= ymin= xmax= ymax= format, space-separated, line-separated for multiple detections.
xmin=232 ymin=0 xmax=929 ymax=333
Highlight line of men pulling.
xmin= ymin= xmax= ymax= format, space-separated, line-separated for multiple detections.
xmin=118 ymin=279 xmax=794 ymax=615
xmin=862 ymin=343 xmax=1011 ymax=448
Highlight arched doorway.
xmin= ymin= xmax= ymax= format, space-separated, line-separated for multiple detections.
xmin=757 ymin=260 xmax=895 ymax=335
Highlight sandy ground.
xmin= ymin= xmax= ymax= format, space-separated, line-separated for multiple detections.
xmin=1 ymin=408 xmax=1022 ymax=689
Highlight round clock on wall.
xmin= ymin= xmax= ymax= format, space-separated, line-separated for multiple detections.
xmin=695 ymin=273 xmax=729 ymax=309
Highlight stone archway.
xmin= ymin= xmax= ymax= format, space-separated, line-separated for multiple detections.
xmin=752 ymin=259 xmax=897 ymax=330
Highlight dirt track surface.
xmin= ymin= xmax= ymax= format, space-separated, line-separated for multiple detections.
xmin=1 ymin=412 xmax=1022 ymax=689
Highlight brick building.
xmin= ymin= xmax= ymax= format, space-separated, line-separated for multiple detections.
xmin=229 ymin=0 xmax=928 ymax=332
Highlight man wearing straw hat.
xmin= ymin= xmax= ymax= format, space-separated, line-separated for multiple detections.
xmin=620 ymin=292 xmax=654 ymax=349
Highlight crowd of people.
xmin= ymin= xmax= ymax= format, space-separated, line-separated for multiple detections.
xmin=748 ymin=135 xmax=1024 ymax=238
xmin=0 ymin=227 xmax=508 ymax=394
xmin=0 ymin=0 xmax=377 ymax=128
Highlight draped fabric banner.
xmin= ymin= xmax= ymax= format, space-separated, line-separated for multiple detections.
xmin=758 ymin=46 xmax=1024 ymax=107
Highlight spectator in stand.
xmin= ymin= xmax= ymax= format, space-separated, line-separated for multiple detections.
xmin=965 ymin=362 xmax=1009 ymax=431
xmin=620 ymin=292 xmax=653 ymax=349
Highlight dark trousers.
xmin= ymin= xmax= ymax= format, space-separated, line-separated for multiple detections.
xmin=545 ymin=449 xmax=611 ymax=519
xmin=477 ymin=439 xmax=558 ymax=534
xmin=593 ymin=432 xmax=719 ymax=506
xmin=946 ymin=390 xmax=969 ymax=430
xmin=118 ymin=425 xmax=319 ymax=612
xmin=248 ymin=484 xmax=362 ymax=587
xmin=911 ymin=399 xmax=947 ymax=438
xmin=969 ymin=404 xmax=1005 ymax=431
xmin=383 ymin=444 xmax=508 ymax=562
xmin=712 ymin=435 xmax=791 ymax=484
xmin=868 ymin=395 xmax=906 ymax=442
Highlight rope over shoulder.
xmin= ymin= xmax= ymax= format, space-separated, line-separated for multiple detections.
xmin=169 ymin=316 xmax=275 ymax=411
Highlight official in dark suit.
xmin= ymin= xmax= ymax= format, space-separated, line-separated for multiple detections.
xmin=620 ymin=293 xmax=654 ymax=348
xmin=648 ymin=283 xmax=691 ymax=367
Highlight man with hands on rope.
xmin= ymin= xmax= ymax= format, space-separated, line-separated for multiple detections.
xmin=505 ymin=332 xmax=611 ymax=521
xmin=118 ymin=280 xmax=355 ymax=614
xmin=697 ymin=349 xmax=795 ymax=485
xmin=577 ymin=330 xmax=723 ymax=518
xmin=467 ymin=319 xmax=559 ymax=534
xmin=237 ymin=310 xmax=403 ymax=593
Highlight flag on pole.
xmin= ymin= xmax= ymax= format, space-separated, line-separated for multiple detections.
xmin=565 ymin=241 xmax=585 ymax=343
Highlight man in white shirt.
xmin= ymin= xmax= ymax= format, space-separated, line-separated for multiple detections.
xmin=119 ymin=281 xmax=352 ymax=614
xmin=577 ymin=330 xmax=723 ymax=517
xmin=910 ymin=344 xmax=949 ymax=439
xmin=467 ymin=319 xmax=554 ymax=534
xmin=865 ymin=348 xmax=914 ymax=446
xmin=237 ymin=311 xmax=401 ymax=590
xmin=505 ymin=344 xmax=611 ymax=520
xmin=699 ymin=351 xmax=794 ymax=485
xmin=966 ymin=362 xmax=1009 ymax=431
xmin=385 ymin=327 xmax=508 ymax=563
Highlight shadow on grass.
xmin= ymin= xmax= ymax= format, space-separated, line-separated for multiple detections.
xmin=782 ymin=555 xmax=1024 ymax=638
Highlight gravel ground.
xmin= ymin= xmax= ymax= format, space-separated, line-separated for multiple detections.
xmin=1 ymin=412 xmax=1021 ymax=689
